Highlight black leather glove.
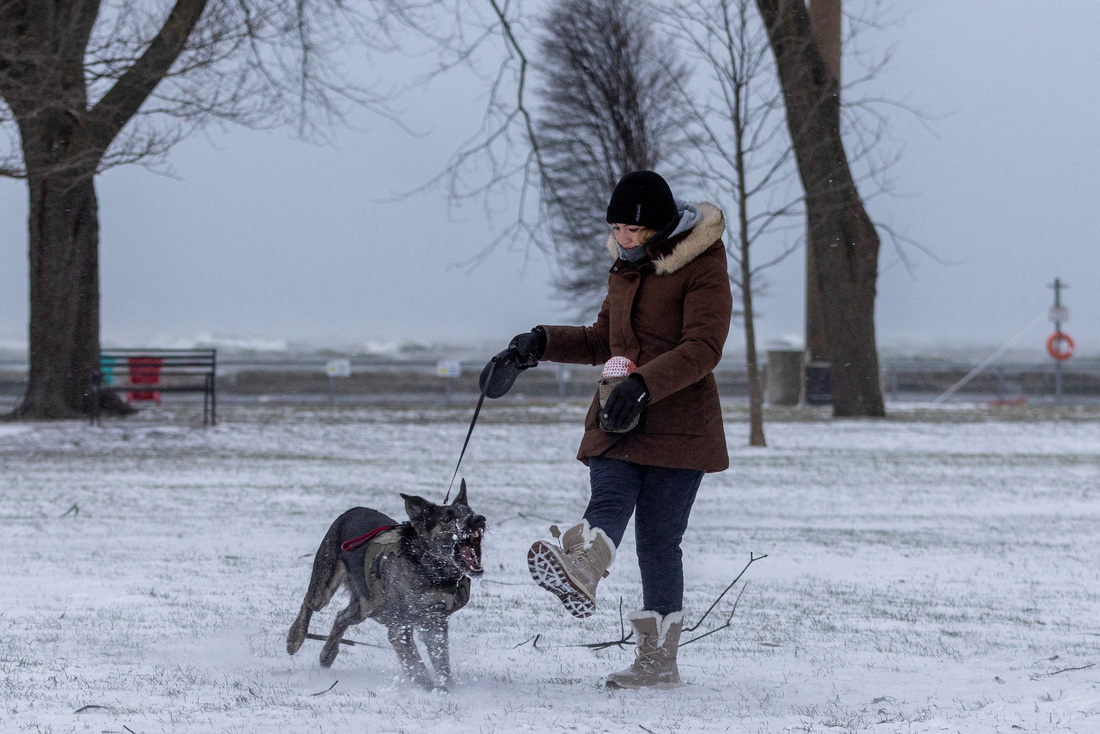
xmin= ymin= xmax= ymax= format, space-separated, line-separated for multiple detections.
xmin=508 ymin=327 xmax=547 ymax=368
xmin=602 ymin=374 xmax=649 ymax=432
xmin=480 ymin=327 xmax=546 ymax=399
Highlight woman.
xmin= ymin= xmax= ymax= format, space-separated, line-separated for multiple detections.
xmin=504 ymin=170 xmax=732 ymax=689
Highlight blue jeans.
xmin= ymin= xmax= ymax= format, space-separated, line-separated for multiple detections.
xmin=583 ymin=457 xmax=704 ymax=616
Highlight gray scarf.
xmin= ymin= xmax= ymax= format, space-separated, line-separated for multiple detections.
xmin=615 ymin=200 xmax=702 ymax=263
xmin=617 ymin=241 xmax=650 ymax=262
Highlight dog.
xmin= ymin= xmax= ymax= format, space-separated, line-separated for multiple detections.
xmin=286 ymin=480 xmax=485 ymax=689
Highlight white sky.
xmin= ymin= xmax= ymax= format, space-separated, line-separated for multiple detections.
xmin=1 ymin=1 xmax=1098 ymax=358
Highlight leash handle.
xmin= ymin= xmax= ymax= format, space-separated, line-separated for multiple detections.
xmin=444 ymin=356 xmax=496 ymax=503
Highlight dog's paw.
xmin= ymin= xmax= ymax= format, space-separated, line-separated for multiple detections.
xmin=411 ymin=672 xmax=439 ymax=691
xmin=286 ymin=627 xmax=306 ymax=655
xmin=319 ymin=640 xmax=341 ymax=668
xmin=287 ymin=608 xmax=312 ymax=655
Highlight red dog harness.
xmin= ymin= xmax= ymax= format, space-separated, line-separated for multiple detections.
xmin=340 ymin=525 xmax=397 ymax=552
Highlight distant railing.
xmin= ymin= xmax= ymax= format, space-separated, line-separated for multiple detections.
xmin=3 ymin=356 xmax=1100 ymax=404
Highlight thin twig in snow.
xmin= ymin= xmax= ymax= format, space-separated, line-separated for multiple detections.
xmin=578 ymin=553 xmax=767 ymax=650
xmin=573 ymin=598 xmax=634 ymax=650
xmin=680 ymin=584 xmax=748 ymax=647
xmin=512 ymin=634 xmax=541 ymax=650
xmin=310 ymin=681 xmax=338 ymax=696
xmin=685 ymin=552 xmax=767 ymax=632
xmin=618 ymin=597 xmax=626 ymax=643
xmin=1045 ymin=663 xmax=1095 ymax=676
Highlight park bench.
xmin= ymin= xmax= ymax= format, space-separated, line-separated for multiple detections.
xmin=90 ymin=348 xmax=217 ymax=425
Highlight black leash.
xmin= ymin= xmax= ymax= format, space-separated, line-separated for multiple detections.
xmin=444 ymin=356 xmax=496 ymax=503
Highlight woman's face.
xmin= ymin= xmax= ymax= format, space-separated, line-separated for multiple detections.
xmin=612 ymin=223 xmax=645 ymax=249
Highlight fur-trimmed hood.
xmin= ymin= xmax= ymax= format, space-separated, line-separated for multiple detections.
xmin=605 ymin=201 xmax=726 ymax=275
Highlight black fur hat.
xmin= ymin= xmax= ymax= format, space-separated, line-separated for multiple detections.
xmin=605 ymin=170 xmax=677 ymax=230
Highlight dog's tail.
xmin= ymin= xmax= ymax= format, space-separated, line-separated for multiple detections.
xmin=287 ymin=518 xmax=347 ymax=655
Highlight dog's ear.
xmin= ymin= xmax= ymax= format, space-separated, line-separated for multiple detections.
xmin=401 ymin=493 xmax=436 ymax=528
xmin=452 ymin=478 xmax=469 ymax=507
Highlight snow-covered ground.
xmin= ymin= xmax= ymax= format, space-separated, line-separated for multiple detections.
xmin=2 ymin=403 xmax=1098 ymax=733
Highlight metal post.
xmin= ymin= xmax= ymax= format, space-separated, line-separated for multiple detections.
xmin=210 ymin=350 xmax=217 ymax=426
xmin=1048 ymin=277 xmax=1069 ymax=406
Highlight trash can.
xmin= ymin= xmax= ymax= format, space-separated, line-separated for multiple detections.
xmin=805 ymin=362 xmax=833 ymax=406
xmin=766 ymin=350 xmax=803 ymax=406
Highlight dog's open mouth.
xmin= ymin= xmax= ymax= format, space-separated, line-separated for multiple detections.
xmin=455 ymin=529 xmax=484 ymax=575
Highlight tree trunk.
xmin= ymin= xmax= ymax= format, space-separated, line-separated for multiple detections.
xmin=741 ymin=244 xmax=766 ymax=446
xmin=1 ymin=1 xmax=207 ymax=420
xmin=11 ymin=168 xmax=100 ymax=418
xmin=803 ymin=0 xmax=840 ymax=368
xmin=808 ymin=0 xmax=841 ymax=80
xmin=731 ymin=76 xmax=766 ymax=446
xmin=7 ymin=116 xmax=128 ymax=419
xmin=755 ymin=0 xmax=884 ymax=417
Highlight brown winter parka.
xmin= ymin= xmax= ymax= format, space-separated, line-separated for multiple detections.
xmin=541 ymin=201 xmax=733 ymax=473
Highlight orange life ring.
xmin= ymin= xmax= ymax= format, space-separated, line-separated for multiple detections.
xmin=1046 ymin=332 xmax=1075 ymax=361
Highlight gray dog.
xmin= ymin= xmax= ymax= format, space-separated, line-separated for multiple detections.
xmin=287 ymin=481 xmax=485 ymax=689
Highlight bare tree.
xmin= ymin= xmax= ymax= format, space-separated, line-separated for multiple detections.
xmin=803 ymin=0 xmax=839 ymax=373
xmin=0 ymin=1 xmax=439 ymax=420
xmin=435 ymin=1 xmax=907 ymax=424
xmin=754 ymin=0 xmax=885 ymax=417
xmin=533 ymin=0 xmax=692 ymax=319
xmin=661 ymin=0 xmax=805 ymax=447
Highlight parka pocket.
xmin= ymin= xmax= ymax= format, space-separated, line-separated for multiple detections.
xmin=642 ymin=381 xmax=708 ymax=436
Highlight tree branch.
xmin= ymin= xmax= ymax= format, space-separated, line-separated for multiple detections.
xmin=88 ymin=0 xmax=209 ymax=152
xmin=576 ymin=553 xmax=767 ymax=651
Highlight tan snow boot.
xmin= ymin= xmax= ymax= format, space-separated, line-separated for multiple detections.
xmin=605 ymin=611 xmax=684 ymax=689
xmin=527 ymin=520 xmax=615 ymax=618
